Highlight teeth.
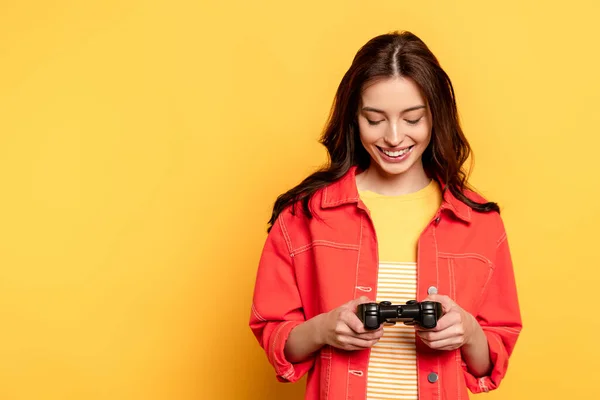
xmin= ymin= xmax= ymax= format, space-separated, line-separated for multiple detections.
xmin=382 ymin=147 xmax=411 ymax=157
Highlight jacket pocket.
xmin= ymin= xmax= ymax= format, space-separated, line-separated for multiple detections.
xmin=293 ymin=244 xmax=362 ymax=314
xmin=443 ymin=253 xmax=494 ymax=315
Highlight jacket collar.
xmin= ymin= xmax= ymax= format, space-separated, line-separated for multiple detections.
xmin=321 ymin=165 xmax=472 ymax=223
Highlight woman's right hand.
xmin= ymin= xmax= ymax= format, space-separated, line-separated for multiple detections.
xmin=318 ymin=296 xmax=384 ymax=351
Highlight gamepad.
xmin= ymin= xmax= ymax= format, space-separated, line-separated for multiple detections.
xmin=356 ymin=300 xmax=443 ymax=330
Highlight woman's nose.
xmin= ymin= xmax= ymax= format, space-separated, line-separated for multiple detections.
xmin=384 ymin=122 xmax=405 ymax=147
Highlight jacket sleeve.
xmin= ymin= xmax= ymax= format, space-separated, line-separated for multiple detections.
xmin=463 ymin=218 xmax=523 ymax=393
xmin=249 ymin=213 xmax=315 ymax=383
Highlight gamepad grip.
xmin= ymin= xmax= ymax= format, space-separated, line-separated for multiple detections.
xmin=356 ymin=300 xmax=443 ymax=330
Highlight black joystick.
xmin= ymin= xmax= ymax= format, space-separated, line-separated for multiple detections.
xmin=356 ymin=300 xmax=443 ymax=330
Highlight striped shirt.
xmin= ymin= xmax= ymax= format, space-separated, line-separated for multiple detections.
xmin=366 ymin=261 xmax=418 ymax=399
xmin=358 ymin=178 xmax=442 ymax=400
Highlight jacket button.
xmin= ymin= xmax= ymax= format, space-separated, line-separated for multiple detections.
xmin=427 ymin=372 xmax=438 ymax=383
xmin=434 ymin=216 xmax=441 ymax=225
xmin=427 ymin=286 xmax=438 ymax=295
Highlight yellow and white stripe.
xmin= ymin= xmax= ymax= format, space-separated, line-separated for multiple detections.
xmin=366 ymin=261 xmax=417 ymax=400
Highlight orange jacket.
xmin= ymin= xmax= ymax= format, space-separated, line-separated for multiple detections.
xmin=249 ymin=166 xmax=522 ymax=400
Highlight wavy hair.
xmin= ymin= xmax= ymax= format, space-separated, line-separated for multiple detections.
xmin=268 ymin=31 xmax=498 ymax=231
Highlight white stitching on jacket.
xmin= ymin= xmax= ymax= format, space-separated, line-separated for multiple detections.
xmin=496 ymin=231 xmax=507 ymax=247
xmin=251 ymin=303 xmax=267 ymax=322
xmin=278 ymin=214 xmax=294 ymax=254
xmin=323 ymin=196 xmax=359 ymax=207
xmin=438 ymin=252 xmax=494 ymax=268
xmin=291 ymin=240 xmax=360 ymax=256
xmin=281 ymin=366 xmax=295 ymax=380
xmin=478 ymin=377 xmax=490 ymax=392
xmin=269 ymin=321 xmax=291 ymax=370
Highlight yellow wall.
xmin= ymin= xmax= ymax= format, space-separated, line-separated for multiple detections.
xmin=1 ymin=1 xmax=599 ymax=399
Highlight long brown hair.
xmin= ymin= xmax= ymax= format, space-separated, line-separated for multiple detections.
xmin=267 ymin=31 xmax=498 ymax=231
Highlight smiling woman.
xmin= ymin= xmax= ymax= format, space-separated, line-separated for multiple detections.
xmin=357 ymin=77 xmax=433 ymax=195
xmin=248 ymin=31 xmax=522 ymax=400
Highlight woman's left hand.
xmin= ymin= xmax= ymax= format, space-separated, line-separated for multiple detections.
xmin=416 ymin=294 xmax=480 ymax=351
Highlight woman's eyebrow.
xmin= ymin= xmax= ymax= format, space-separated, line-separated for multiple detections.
xmin=361 ymin=105 xmax=426 ymax=114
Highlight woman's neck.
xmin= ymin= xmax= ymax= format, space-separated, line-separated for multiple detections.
xmin=356 ymin=163 xmax=431 ymax=196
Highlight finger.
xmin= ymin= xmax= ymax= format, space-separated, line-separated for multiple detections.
xmin=347 ymin=314 xmax=385 ymax=337
xmin=333 ymin=323 xmax=381 ymax=347
xmin=347 ymin=296 xmax=371 ymax=309
xmin=420 ymin=336 xmax=462 ymax=351
xmin=339 ymin=344 xmax=363 ymax=351
xmin=418 ymin=320 xmax=465 ymax=343
xmin=425 ymin=294 xmax=455 ymax=313
xmin=415 ymin=310 xmax=460 ymax=333
xmin=334 ymin=320 xmax=355 ymax=337
xmin=338 ymin=335 xmax=380 ymax=350
xmin=338 ymin=322 xmax=383 ymax=340
xmin=354 ymin=326 xmax=384 ymax=340
xmin=342 ymin=309 xmax=369 ymax=334
xmin=435 ymin=344 xmax=462 ymax=351
xmin=417 ymin=324 xmax=460 ymax=342
xmin=337 ymin=343 xmax=373 ymax=351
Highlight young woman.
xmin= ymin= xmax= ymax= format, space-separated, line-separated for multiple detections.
xmin=249 ymin=31 xmax=522 ymax=400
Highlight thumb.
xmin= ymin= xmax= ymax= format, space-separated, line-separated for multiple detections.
xmin=347 ymin=295 xmax=372 ymax=309
xmin=425 ymin=294 xmax=454 ymax=313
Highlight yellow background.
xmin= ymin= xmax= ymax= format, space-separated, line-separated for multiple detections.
xmin=1 ymin=1 xmax=599 ymax=399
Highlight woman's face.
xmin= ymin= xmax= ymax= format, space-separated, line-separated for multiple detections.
xmin=357 ymin=76 xmax=432 ymax=179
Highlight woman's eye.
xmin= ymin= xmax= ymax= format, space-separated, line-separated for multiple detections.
xmin=406 ymin=118 xmax=422 ymax=125
xmin=367 ymin=119 xmax=383 ymax=126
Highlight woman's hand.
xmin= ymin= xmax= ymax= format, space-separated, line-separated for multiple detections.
xmin=416 ymin=294 xmax=492 ymax=376
xmin=416 ymin=294 xmax=479 ymax=351
xmin=318 ymin=296 xmax=384 ymax=351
